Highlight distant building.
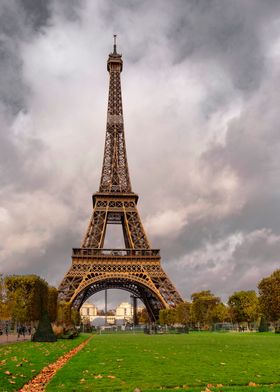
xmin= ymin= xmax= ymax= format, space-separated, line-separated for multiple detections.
xmin=115 ymin=302 xmax=134 ymax=323
xmin=80 ymin=302 xmax=97 ymax=322
xmin=80 ymin=301 xmax=138 ymax=326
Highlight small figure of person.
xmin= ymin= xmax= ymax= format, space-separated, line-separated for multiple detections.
xmin=17 ymin=325 xmax=21 ymax=339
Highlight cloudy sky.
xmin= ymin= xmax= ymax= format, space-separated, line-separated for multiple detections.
xmin=1 ymin=0 xmax=280 ymax=308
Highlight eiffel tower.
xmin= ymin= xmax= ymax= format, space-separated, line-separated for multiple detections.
xmin=58 ymin=36 xmax=182 ymax=321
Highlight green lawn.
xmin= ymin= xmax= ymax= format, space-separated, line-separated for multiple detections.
xmin=0 ymin=334 xmax=90 ymax=392
xmin=46 ymin=332 xmax=280 ymax=392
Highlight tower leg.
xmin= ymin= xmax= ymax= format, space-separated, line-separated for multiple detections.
xmin=132 ymin=296 xmax=138 ymax=326
xmin=105 ymin=288 xmax=108 ymax=326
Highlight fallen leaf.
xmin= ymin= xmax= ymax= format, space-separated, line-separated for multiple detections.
xmin=248 ymin=382 xmax=258 ymax=387
xmin=4 ymin=370 xmax=12 ymax=375
xmin=108 ymin=375 xmax=116 ymax=379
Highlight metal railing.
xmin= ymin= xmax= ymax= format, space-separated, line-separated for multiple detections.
xmin=72 ymin=248 xmax=160 ymax=257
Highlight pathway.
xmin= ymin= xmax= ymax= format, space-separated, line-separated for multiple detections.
xmin=0 ymin=333 xmax=30 ymax=345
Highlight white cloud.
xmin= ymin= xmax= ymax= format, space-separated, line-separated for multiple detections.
xmin=145 ymin=208 xmax=188 ymax=238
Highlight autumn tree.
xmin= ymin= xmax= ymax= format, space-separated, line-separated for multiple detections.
xmin=48 ymin=286 xmax=58 ymax=322
xmin=210 ymin=303 xmax=230 ymax=323
xmin=228 ymin=290 xmax=259 ymax=327
xmin=71 ymin=308 xmax=81 ymax=325
xmin=175 ymin=301 xmax=191 ymax=326
xmin=5 ymin=275 xmax=48 ymax=323
xmin=191 ymin=290 xmax=221 ymax=328
xmin=159 ymin=308 xmax=176 ymax=326
xmin=57 ymin=301 xmax=72 ymax=325
xmin=138 ymin=308 xmax=149 ymax=324
xmin=0 ymin=275 xmax=11 ymax=320
xmin=258 ymin=269 xmax=280 ymax=326
xmin=0 ymin=274 xmax=3 ymax=305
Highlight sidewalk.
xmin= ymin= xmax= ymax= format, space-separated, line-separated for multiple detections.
xmin=0 ymin=333 xmax=31 ymax=345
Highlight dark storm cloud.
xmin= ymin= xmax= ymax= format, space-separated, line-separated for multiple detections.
xmin=0 ymin=2 xmax=28 ymax=113
xmin=21 ymin=0 xmax=51 ymax=30
xmin=0 ymin=0 xmax=51 ymax=113
xmin=166 ymin=0 xmax=280 ymax=92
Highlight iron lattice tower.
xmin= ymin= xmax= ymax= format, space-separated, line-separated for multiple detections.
xmin=58 ymin=37 xmax=182 ymax=321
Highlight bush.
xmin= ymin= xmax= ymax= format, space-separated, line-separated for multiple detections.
xmin=59 ymin=329 xmax=79 ymax=339
xmin=52 ymin=324 xmax=64 ymax=337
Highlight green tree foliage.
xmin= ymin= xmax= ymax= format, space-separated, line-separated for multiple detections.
xmin=159 ymin=308 xmax=176 ymax=326
xmin=210 ymin=303 xmax=230 ymax=323
xmin=191 ymin=290 xmax=221 ymax=328
xmin=57 ymin=301 xmax=72 ymax=325
xmin=71 ymin=308 xmax=81 ymax=325
xmin=0 ymin=274 xmax=3 ymax=304
xmin=258 ymin=269 xmax=280 ymax=324
xmin=0 ymin=274 xmax=12 ymax=320
xmin=48 ymin=286 xmax=58 ymax=322
xmin=175 ymin=301 xmax=191 ymax=325
xmin=228 ymin=290 xmax=259 ymax=325
xmin=5 ymin=275 xmax=48 ymax=323
xmin=258 ymin=315 xmax=269 ymax=332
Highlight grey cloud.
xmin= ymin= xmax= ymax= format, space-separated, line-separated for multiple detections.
xmin=0 ymin=0 xmax=51 ymax=113
xmin=21 ymin=0 xmax=51 ymax=30
xmin=0 ymin=111 xmax=48 ymax=192
xmin=167 ymin=230 xmax=280 ymax=301
xmin=0 ymin=3 xmax=28 ymax=113
xmin=166 ymin=0 xmax=279 ymax=92
xmin=0 ymin=120 xmax=19 ymax=187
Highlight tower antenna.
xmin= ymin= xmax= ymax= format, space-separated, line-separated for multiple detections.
xmin=113 ymin=34 xmax=117 ymax=53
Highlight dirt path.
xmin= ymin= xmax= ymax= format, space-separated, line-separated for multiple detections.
xmin=19 ymin=336 xmax=93 ymax=392
xmin=0 ymin=333 xmax=30 ymax=345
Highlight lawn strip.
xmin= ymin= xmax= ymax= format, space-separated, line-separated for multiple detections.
xmin=46 ymin=332 xmax=280 ymax=391
xmin=0 ymin=334 xmax=90 ymax=392
xmin=146 ymin=384 xmax=280 ymax=391
xmin=20 ymin=335 xmax=93 ymax=391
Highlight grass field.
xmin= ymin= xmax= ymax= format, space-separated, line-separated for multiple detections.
xmin=46 ymin=332 xmax=280 ymax=391
xmin=0 ymin=334 xmax=90 ymax=392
